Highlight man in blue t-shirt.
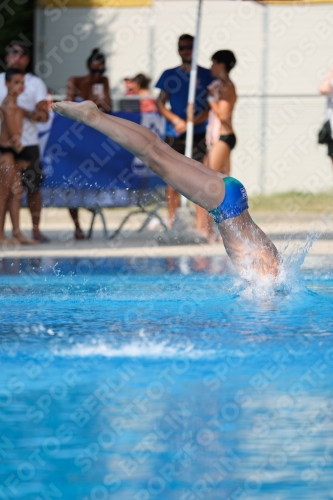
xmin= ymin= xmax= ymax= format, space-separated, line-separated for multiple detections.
xmin=155 ymin=34 xmax=214 ymax=225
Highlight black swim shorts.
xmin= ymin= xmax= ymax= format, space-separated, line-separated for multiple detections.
xmin=164 ymin=132 xmax=207 ymax=163
xmin=0 ymin=144 xmax=31 ymax=162
xmin=21 ymin=145 xmax=44 ymax=194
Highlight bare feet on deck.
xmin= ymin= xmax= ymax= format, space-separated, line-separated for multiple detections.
xmin=13 ymin=231 xmax=38 ymax=245
xmin=51 ymin=100 xmax=99 ymax=123
xmin=0 ymin=237 xmax=20 ymax=247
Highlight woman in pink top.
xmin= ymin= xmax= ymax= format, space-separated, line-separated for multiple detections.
xmin=132 ymin=74 xmax=157 ymax=113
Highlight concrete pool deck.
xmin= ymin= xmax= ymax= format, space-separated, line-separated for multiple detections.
xmin=2 ymin=208 xmax=333 ymax=263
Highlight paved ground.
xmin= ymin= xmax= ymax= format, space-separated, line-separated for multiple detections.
xmin=2 ymin=207 xmax=333 ymax=263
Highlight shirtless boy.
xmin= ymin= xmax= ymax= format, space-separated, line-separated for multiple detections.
xmin=0 ymin=68 xmax=36 ymax=245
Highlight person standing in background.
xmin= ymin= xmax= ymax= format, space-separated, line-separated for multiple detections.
xmin=0 ymin=40 xmax=50 ymax=243
xmin=155 ymin=34 xmax=214 ymax=226
xmin=131 ymin=73 xmax=157 ymax=113
xmin=122 ymin=73 xmax=136 ymax=95
xmin=196 ymin=50 xmax=237 ymax=241
xmin=65 ymin=48 xmax=112 ymax=240
xmin=319 ymin=68 xmax=333 ymax=162
xmin=0 ymin=69 xmax=37 ymax=245
xmin=66 ymin=48 xmax=112 ymax=112
xmin=207 ymin=50 xmax=237 ymax=175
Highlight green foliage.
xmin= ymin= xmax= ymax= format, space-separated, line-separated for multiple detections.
xmin=249 ymin=191 xmax=333 ymax=212
xmin=0 ymin=0 xmax=34 ymax=71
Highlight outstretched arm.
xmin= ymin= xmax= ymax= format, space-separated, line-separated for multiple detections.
xmin=52 ymin=100 xmax=225 ymax=211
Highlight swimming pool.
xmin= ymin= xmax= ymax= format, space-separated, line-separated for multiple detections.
xmin=0 ymin=256 xmax=333 ymax=499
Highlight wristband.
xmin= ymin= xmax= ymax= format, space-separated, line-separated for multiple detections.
xmin=27 ymin=111 xmax=34 ymax=120
xmin=207 ymin=96 xmax=216 ymax=103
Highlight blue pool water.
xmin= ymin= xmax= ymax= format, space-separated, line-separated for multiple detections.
xmin=0 ymin=256 xmax=333 ymax=500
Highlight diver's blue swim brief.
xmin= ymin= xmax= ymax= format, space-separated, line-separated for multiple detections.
xmin=208 ymin=176 xmax=249 ymax=224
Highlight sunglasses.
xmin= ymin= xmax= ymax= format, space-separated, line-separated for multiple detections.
xmin=178 ymin=45 xmax=193 ymax=51
xmin=90 ymin=68 xmax=105 ymax=74
xmin=7 ymin=48 xmax=28 ymax=56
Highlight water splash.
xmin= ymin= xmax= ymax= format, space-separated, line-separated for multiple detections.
xmin=54 ymin=339 xmax=199 ymax=359
xmin=277 ymin=227 xmax=322 ymax=293
xmin=52 ymin=262 xmax=60 ymax=276
xmin=234 ymin=227 xmax=322 ymax=300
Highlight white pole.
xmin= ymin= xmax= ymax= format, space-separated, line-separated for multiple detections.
xmin=149 ymin=4 xmax=156 ymax=82
xmin=181 ymin=0 xmax=203 ymax=207
xmin=259 ymin=2 xmax=269 ymax=195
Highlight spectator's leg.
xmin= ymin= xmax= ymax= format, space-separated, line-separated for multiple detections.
xmin=164 ymin=136 xmax=183 ymax=227
xmin=0 ymin=154 xmax=17 ymax=244
xmin=9 ymin=169 xmax=37 ymax=245
xmin=68 ymin=208 xmax=85 ymax=239
xmin=10 ymin=169 xmax=23 ymax=239
xmin=21 ymin=147 xmax=50 ymax=243
xmin=207 ymin=212 xmax=217 ymax=242
xmin=195 ymin=144 xmax=229 ymax=242
xmin=28 ymin=190 xmax=42 ymax=238
xmin=195 ymin=149 xmax=210 ymax=238
xmin=0 ymin=181 xmax=10 ymax=242
xmin=27 ymin=191 xmax=50 ymax=243
xmin=195 ymin=205 xmax=208 ymax=235
xmin=166 ymin=186 xmax=180 ymax=226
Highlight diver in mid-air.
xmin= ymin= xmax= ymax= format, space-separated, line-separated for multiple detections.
xmin=52 ymin=99 xmax=279 ymax=281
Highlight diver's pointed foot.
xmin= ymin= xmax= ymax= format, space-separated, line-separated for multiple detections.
xmin=51 ymin=100 xmax=99 ymax=124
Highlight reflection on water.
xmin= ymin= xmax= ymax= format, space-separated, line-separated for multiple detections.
xmin=0 ymin=255 xmax=234 ymax=277
xmin=0 ymin=258 xmax=333 ymax=499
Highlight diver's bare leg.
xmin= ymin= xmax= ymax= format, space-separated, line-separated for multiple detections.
xmin=52 ymin=101 xmax=225 ymax=211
